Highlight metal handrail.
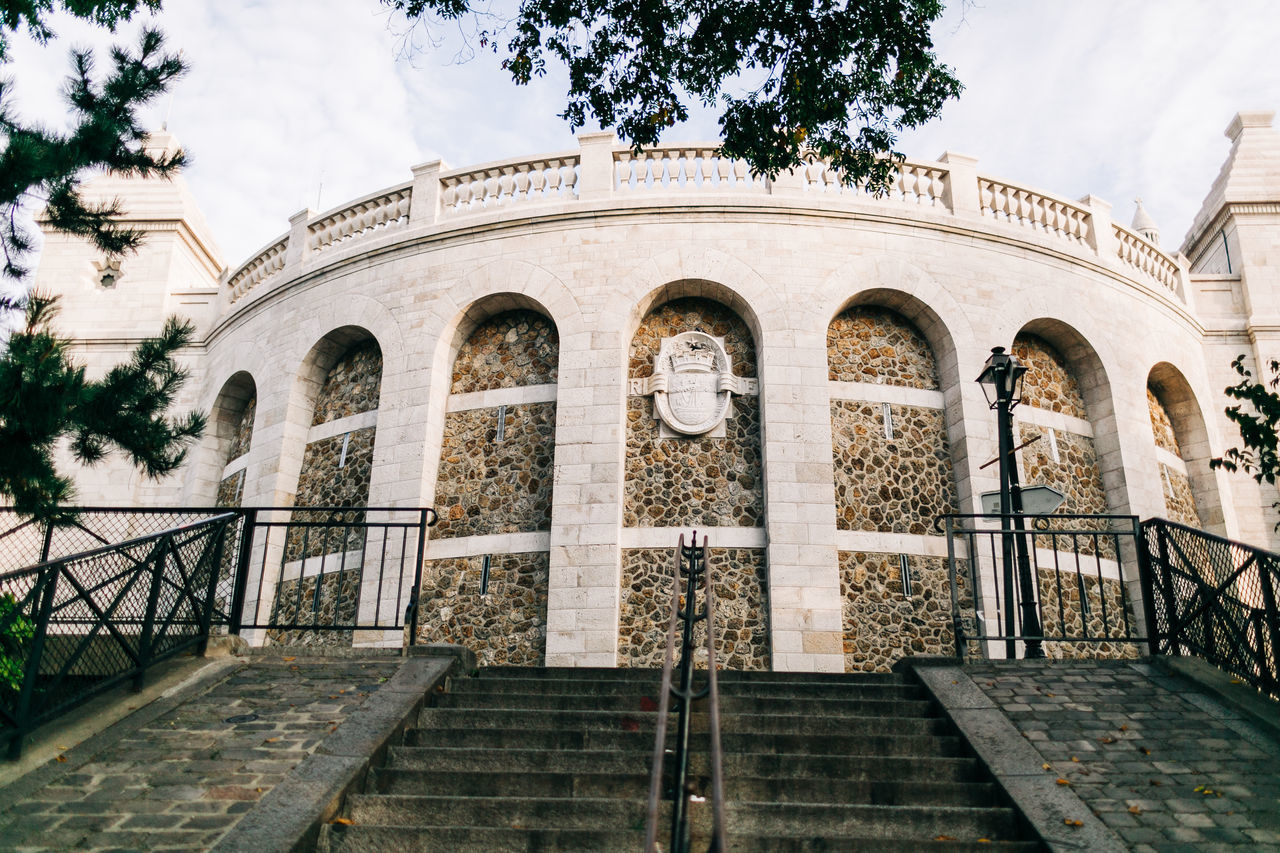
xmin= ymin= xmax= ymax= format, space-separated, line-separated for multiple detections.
xmin=643 ymin=532 xmax=726 ymax=853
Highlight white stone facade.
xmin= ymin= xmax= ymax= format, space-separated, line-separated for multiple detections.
xmin=31 ymin=115 xmax=1280 ymax=670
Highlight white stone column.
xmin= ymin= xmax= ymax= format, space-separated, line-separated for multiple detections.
xmin=409 ymin=160 xmax=445 ymax=225
xmin=576 ymin=131 xmax=617 ymax=200
xmin=759 ymin=327 xmax=845 ymax=672
xmin=281 ymin=208 xmax=314 ymax=278
xmin=544 ymin=327 xmax=628 ymax=666
xmin=938 ymin=151 xmax=979 ymax=216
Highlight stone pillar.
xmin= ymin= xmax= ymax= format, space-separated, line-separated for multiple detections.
xmin=544 ymin=327 xmax=627 ymax=666
xmin=282 ymin=208 xmax=314 ymax=278
xmin=409 ymin=160 xmax=446 ymax=225
xmin=938 ymin=151 xmax=980 ymax=216
xmin=1080 ymin=195 xmax=1117 ymax=263
xmin=576 ymin=131 xmax=617 ymax=200
xmin=760 ymin=327 xmax=845 ymax=672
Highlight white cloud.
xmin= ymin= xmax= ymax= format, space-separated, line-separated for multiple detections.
xmin=12 ymin=0 xmax=1280 ymax=267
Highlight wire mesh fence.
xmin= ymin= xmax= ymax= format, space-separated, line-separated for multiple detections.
xmin=1143 ymin=518 xmax=1280 ymax=697
xmin=0 ymin=513 xmax=238 ymax=758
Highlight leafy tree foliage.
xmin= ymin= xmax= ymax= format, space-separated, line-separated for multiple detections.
xmin=0 ymin=293 xmax=204 ymax=522
xmin=0 ymin=17 xmax=185 ymax=279
xmin=382 ymin=0 xmax=962 ymax=190
xmin=0 ymin=1 xmax=160 ymax=60
xmin=1211 ymin=356 xmax=1280 ymax=512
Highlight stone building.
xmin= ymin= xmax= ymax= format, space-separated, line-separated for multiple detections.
xmin=30 ymin=110 xmax=1280 ymax=672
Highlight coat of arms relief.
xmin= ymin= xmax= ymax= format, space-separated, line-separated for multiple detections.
xmin=628 ymin=332 xmax=758 ymax=438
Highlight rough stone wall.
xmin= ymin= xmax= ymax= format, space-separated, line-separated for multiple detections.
xmin=618 ymin=547 xmax=769 ymax=670
xmin=451 ymin=310 xmax=559 ymax=393
xmin=1012 ymin=334 xmax=1087 ymax=418
xmin=1036 ymin=570 xmax=1140 ymax=660
xmin=1018 ymin=423 xmax=1112 ymax=557
xmin=268 ymin=569 xmax=360 ymax=647
xmin=827 ymin=306 xmax=939 ymax=388
xmin=227 ymin=396 xmax=255 ymax=462
xmin=839 ymin=551 xmax=972 ymax=672
xmin=289 ymin=427 xmax=376 ymax=562
xmin=624 ymin=396 xmax=763 ymax=527
xmin=416 ymin=552 xmax=549 ymax=666
xmin=433 ymin=402 xmax=556 ymax=538
xmin=311 ymin=342 xmax=382 ymax=426
xmin=1147 ymin=388 xmax=1181 ymax=455
xmin=1161 ymin=463 xmax=1202 ymax=527
xmin=216 ymin=469 xmax=244 ymax=508
xmin=831 ymin=401 xmax=956 ymax=534
xmin=629 ymin=298 xmax=756 ymax=379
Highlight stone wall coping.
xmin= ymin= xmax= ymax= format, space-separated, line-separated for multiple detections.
xmin=835 ymin=530 xmax=954 ymax=557
xmin=620 ymin=526 xmax=766 ymax=549
xmin=425 ymin=531 xmax=551 ymax=560
xmin=1016 ymin=405 xmax=1093 ymax=437
xmin=307 ymin=410 xmax=379 ymax=444
xmin=827 ymin=380 xmax=945 ymax=409
xmin=446 ymin=383 xmax=558 ymax=412
xmin=1154 ymin=445 xmax=1188 ymax=474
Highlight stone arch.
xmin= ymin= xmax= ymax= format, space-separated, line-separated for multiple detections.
xmin=1148 ymin=362 xmax=1223 ymax=531
xmin=210 ymin=371 xmax=256 ymax=507
xmin=618 ymin=288 xmax=770 ymax=671
xmin=416 ymin=290 xmax=559 ymax=667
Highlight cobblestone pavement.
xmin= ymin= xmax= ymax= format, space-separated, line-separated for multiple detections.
xmin=967 ymin=659 xmax=1280 ymax=853
xmin=0 ymin=654 xmax=401 ymax=852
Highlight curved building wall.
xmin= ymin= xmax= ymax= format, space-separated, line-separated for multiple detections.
xmin=39 ymin=129 xmax=1280 ymax=670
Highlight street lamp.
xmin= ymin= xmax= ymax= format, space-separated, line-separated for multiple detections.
xmin=977 ymin=346 xmax=1045 ymax=659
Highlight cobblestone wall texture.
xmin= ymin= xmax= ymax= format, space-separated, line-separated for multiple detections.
xmin=618 ymin=547 xmax=769 ymax=670
xmin=1162 ymin=464 xmax=1202 ymax=527
xmin=1013 ymin=334 xmax=1088 ymax=419
xmin=1018 ymin=424 xmax=1111 ymax=557
xmin=216 ymin=470 xmax=244 ymax=508
xmin=227 ymin=396 xmax=255 ymax=462
xmin=840 ymin=551 xmax=972 ymax=671
xmin=826 ymin=306 xmax=939 ymax=388
xmin=629 ymin=298 xmax=756 ymax=379
xmin=451 ymin=310 xmax=559 ymax=393
xmin=967 ymin=659 xmax=1280 ymax=851
xmin=416 ymin=552 xmax=548 ymax=666
xmin=269 ymin=568 xmax=362 ymax=647
xmin=432 ymin=402 xmax=556 ymax=538
xmin=624 ymin=396 xmax=763 ymax=527
xmin=1148 ymin=388 xmax=1182 ymax=455
xmin=831 ymin=401 xmax=956 ymax=534
xmin=0 ymin=658 xmax=402 ymax=851
xmin=1036 ymin=570 xmax=1139 ymax=660
xmin=294 ymin=427 xmax=376 ymax=510
xmin=311 ymin=342 xmax=382 ymax=426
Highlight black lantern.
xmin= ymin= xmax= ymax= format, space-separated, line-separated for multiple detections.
xmin=977 ymin=345 xmax=1044 ymax=659
xmin=976 ymin=346 xmax=1027 ymax=410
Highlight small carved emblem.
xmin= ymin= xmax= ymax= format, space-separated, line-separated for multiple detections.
xmin=630 ymin=332 xmax=757 ymax=438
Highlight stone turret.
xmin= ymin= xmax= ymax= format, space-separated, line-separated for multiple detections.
xmin=1131 ymin=198 xmax=1159 ymax=245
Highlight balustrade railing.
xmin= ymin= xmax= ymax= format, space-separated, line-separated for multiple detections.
xmin=978 ymin=178 xmax=1093 ymax=246
xmin=645 ymin=532 xmax=726 ymax=853
xmin=309 ymin=185 xmax=412 ymax=254
xmin=616 ymin=147 xmax=765 ymax=192
xmin=226 ymin=236 xmax=287 ymax=304
xmin=801 ymin=158 xmax=947 ymax=207
xmin=439 ymin=155 xmax=580 ymax=216
xmin=1114 ymin=223 xmax=1182 ymax=295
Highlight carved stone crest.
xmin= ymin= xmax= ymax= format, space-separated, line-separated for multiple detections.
xmin=629 ymin=331 xmax=757 ymax=438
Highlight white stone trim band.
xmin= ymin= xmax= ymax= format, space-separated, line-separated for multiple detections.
xmin=221 ymin=453 xmax=249 ymax=479
xmin=827 ymin=381 xmax=945 ymax=409
xmin=1155 ymin=446 xmax=1189 ymax=474
xmin=425 ymin=531 xmax=551 ymax=559
xmin=447 ymin=383 xmax=558 ymax=413
xmin=621 ymin=526 xmax=766 ymax=549
xmin=835 ymin=530 xmax=954 ymax=557
xmin=1015 ymin=406 xmax=1093 ymax=437
xmin=306 ymin=409 xmax=379 ymax=444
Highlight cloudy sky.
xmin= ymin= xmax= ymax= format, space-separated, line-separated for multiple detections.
xmin=11 ymin=0 xmax=1280 ymax=267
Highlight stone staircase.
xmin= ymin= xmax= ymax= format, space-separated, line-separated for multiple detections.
xmin=317 ymin=666 xmax=1044 ymax=852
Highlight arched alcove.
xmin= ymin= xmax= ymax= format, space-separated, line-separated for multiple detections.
xmin=1148 ymin=362 xmax=1224 ymax=532
xmin=210 ymin=371 xmax=256 ymax=507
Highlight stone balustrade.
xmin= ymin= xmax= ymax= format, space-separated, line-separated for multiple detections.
xmin=308 ymin=185 xmax=412 ymax=254
xmin=439 ymin=154 xmax=580 ymax=216
xmin=1114 ymin=222 xmax=1182 ymax=295
xmin=221 ymin=136 xmax=1188 ymax=308
xmin=978 ymin=176 xmax=1093 ymax=246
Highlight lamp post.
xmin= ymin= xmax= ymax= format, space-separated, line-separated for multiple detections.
xmin=977 ymin=346 xmax=1045 ymax=659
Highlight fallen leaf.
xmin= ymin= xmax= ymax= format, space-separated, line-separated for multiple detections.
xmin=1149 ymin=780 xmax=1162 ymax=787
xmin=978 ymin=839 xmax=991 ymax=844
xmin=1056 ymin=778 xmax=1071 ymax=786
xmin=934 ymin=836 xmax=956 ymax=842
xmin=54 ymin=755 xmax=67 ymax=763
xmin=1064 ymin=819 xmax=1083 ymax=827
xmin=1099 ymin=737 xmax=1116 ymax=744
xmin=264 ymin=737 xmax=279 ymax=743
xmin=1119 ymin=725 xmax=1128 ymax=731
xmin=282 ymin=657 xmax=295 ymax=662
xmin=256 ymin=788 xmax=263 ymax=793
xmin=1128 ymin=805 xmax=1142 ymax=815
xmin=1045 ymin=692 xmax=1055 ymax=697
xmin=952 ymin=680 xmax=958 ymax=684
xmin=1041 ymin=763 xmax=1052 ymax=771
xmin=56 ymin=745 xmax=69 ymax=750
xmin=332 ymin=817 xmax=354 ymax=825
xmin=1071 ymin=756 xmax=1080 ymax=762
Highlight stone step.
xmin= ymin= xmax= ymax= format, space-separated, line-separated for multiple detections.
xmin=370 ymin=767 xmax=1002 ymax=807
xmin=433 ymin=689 xmax=937 ymax=718
xmin=341 ymin=794 xmax=1022 ymax=839
xmin=414 ymin=706 xmax=947 ymax=737
xmin=319 ymin=824 xmax=1041 ymax=853
xmin=451 ymin=675 xmax=926 ymax=700
xmin=401 ymin=725 xmax=968 ymax=757
xmin=385 ymin=745 xmax=983 ymax=782
xmin=474 ymin=666 xmax=911 ymax=687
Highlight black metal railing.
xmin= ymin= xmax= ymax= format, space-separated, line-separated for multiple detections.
xmin=941 ymin=513 xmax=1148 ymax=659
xmin=645 ymin=532 xmax=726 ymax=853
xmin=0 ymin=513 xmax=238 ymax=758
xmin=1142 ymin=518 xmax=1280 ymax=697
